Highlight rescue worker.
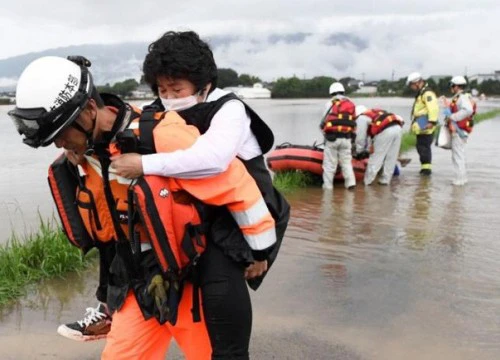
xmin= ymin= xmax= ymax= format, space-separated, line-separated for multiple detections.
xmin=9 ymin=55 xmax=277 ymax=359
xmin=355 ymin=105 xmax=403 ymax=185
xmin=406 ymin=72 xmax=439 ymax=175
xmin=445 ymin=75 xmax=476 ymax=186
xmin=63 ymin=31 xmax=290 ymax=359
xmin=319 ymin=82 xmax=356 ymax=190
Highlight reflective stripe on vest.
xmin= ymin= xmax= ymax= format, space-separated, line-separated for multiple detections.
xmin=364 ymin=109 xmax=402 ymax=137
xmin=323 ymin=98 xmax=356 ymax=134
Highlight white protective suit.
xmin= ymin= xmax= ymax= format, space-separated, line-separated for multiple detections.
xmin=448 ymin=91 xmax=475 ymax=186
xmin=356 ymin=113 xmax=402 ymax=185
xmin=320 ymin=95 xmax=356 ymax=189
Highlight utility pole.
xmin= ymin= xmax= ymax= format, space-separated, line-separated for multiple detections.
xmin=391 ymin=69 xmax=395 ymax=82
xmin=361 ymin=72 xmax=365 ymax=83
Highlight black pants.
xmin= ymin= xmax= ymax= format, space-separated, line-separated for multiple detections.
xmin=416 ymin=134 xmax=434 ymax=168
xmin=96 ymin=242 xmax=116 ymax=303
xmin=198 ymin=241 xmax=252 ymax=360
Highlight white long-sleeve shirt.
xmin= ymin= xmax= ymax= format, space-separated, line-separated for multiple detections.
xmin=142 ymin=88 xmax=262 ymax=179
xmin=355 ymin=114 xmax=372 ymax=153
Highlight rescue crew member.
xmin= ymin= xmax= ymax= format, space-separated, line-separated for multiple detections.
xmin=446 ymin=75 xmax=476 ymax=186
xmin=406 ymin=72 xmax=439 ymax=176
xmin=91 ymin=31 xmax=290 ymax=359
xmin=355 ymin=105 xmax=403 ymax=185
xmin=319 ymin=82 xmax=356 ymax=190
xmin=9 ymin=55 xmax=277 ymax=359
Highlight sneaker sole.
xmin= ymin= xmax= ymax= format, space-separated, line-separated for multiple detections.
xmin=57 ymin=324 xmax=107 ymax=342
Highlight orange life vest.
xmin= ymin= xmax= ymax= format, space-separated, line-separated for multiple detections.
xmin=363 ymin=108 xmax=403 ymax=137
xmin=48 ymin=106 xmax=275 ymax=273
xmin=132 ymin=176 xmax=207 ymax=277
xmin=449 ymin=93 xmax=476 ymax=133
xmin=322 ymin=98 xmax=356 ymax=135
xmin=48 ymin=154 xmax=94 ymax=253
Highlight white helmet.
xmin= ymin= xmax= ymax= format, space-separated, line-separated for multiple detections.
xmin=406 ymin=72 xmax=423 ymax=85
xmin=8 ymin=56 xmax=93 ymax=148
xmin=355 ymin=105 xmax=367 ymax=116
xmin=329 ymin=82 xmax=345 ymax=95
xmin=450 ymin=75 xmax=467 ymax=86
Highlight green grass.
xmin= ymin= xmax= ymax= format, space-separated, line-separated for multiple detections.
xmin=400 ymin=132 xmax=417 ymax=154
xmin=0 ymin=217 xmax=97 ymax=306
xmin=272 ymin=170 xmax=320 ymax=192
xmin=473 ymin=108 xmax=500 ymax=124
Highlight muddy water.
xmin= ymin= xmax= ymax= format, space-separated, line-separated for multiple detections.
xmin=1 ymin=99 xmax=500 ymax=359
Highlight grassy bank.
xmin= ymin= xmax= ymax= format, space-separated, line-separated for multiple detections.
xmin=273 ymin=171 xmax=319 ymax=192
xmin=273 ymin=108 xmax=500 ymax=191
xmin=0 ymin=218 xmax=96 ymax=306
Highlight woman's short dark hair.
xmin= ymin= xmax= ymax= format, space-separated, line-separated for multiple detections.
xmin=143 ymin=31 xmax=218 ymax=95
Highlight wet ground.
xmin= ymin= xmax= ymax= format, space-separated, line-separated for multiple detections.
xmin=1 ymin=100 xmax=500 ymax=359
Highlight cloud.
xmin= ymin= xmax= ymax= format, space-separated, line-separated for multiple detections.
xmin=0 ymin=77 xmax=17 ymax=87
xmin=1 ymin=1 xmax=499 ymax=81
xmin=323 ymin=33 xmax=368 ymax=52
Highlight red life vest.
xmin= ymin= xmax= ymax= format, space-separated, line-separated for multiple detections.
xmin=449 ymin=93 xmax=476 ymax=133
xmin=322 ymin=98 xmax=356 ymax=135
xmin=363 ymin=108 xmax=403 ymax=137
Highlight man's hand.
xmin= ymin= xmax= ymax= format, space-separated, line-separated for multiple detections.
xmin=244 ymin=260 xmax=268 ymax=279
xmin=425 ymin=123 xmax=435 ymax=130
xmin=65 ymin=150 xmax=84 ymax=165
xmin=355 ymin=150 xmax=370 ymax=160
xmin=110 ymin=153 xmax=143 ymax=179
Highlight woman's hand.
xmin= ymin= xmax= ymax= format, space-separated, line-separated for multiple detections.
xmin=110 ymin=153 xmax=144 ymax=179
xmin=244 ymin=260 xmax=268 ymax=279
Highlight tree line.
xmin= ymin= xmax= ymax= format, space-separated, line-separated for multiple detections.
xmin=97 ymin=69 xmax=500 ymax=99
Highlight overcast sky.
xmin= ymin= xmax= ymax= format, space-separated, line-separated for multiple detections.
xmin=1 ymin=0 xmax=499 ymax=82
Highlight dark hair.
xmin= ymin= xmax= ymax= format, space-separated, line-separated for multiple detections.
xmin=143 ymin=31 xmax=218 ymax=96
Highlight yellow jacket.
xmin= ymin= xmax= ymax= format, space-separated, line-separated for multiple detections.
xmin=411 ymin=85 xmax=439 ymax=135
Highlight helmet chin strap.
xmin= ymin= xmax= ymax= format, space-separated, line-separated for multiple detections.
xmin=71 ymin=116 xmax=96 ymax=155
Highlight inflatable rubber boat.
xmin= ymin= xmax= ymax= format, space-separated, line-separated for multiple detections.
xmin=266 ymin=142 xmax=369 ymax=181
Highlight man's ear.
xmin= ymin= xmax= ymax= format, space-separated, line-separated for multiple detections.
xmin=85 ymin=98 xmax=98 ymax=118
xmin=76 ymin=99 xmax=97 ymax=129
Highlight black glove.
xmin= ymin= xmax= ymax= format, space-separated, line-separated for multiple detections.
xmin=355 ymin=151 xmax=370 ymax=160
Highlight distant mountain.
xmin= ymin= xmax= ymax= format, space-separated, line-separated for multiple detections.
xmin=0 ymin=32 xmax=368 ymax=91
xmin=0 ymin=42 xmax=150 ymax=90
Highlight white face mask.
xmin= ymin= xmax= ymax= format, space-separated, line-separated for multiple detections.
xmin=160 ymin=88 xmax=208 ymax=112
xmin=161 ymin=95 xmax=198 ymax=112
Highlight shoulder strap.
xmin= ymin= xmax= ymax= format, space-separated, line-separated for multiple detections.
xmin=137 ymin=105 xmax=165 ymax=154
xmin=178 ymin=92 xmax=274 ymax=154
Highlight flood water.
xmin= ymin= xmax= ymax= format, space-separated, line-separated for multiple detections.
xmin=1 ymin=97 xmax=500 ymax=359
